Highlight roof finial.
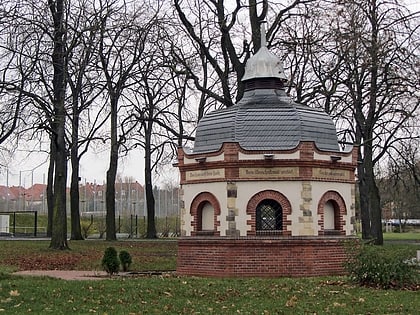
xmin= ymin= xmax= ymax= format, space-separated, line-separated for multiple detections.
xmin=241 ymin=20 xmax=287 ymax=82
xmin=260 ymin=21 xmax=267 ymax=48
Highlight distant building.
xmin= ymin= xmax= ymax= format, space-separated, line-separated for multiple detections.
xmin=0 ymin=181 xmax=145 ymax=216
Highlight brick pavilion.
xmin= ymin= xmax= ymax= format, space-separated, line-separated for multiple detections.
xmin=175 ymin=26 xmax=358 ymax=277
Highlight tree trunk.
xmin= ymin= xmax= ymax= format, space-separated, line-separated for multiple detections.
xmin=50 ymin=126 xmax=69 ymax=249
xmin=365 ymin=0 xmax=383 ymax=245
xmin=364 ymin=143 xmax=383 ymax=245
xmin=48 ymin=0 xmax=69 ymax=250
xmin=105 ymin=96 xmax=118 ymax=241
xmin=46 ymin=138 xmax=55 ymax=237
xmin=69 ymin=95 xmax=83 ymax=240
xmin=358 ymin=160 xmax=371 ymax=240
xmin=70 ymin=156 xmax=83 ymax=240
xmin=356 ymin=121 xmax=371 ymax=240
xmin=144 ymin=121 xmax=157 ymax=239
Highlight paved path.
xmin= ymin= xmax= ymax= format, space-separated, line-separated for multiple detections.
xmin=13 ymin=270 xmax=108 ymax=280
xmin=13 ymin=270 xmax=174 ymax=280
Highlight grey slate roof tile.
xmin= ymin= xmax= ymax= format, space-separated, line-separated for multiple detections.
xmin=193 ymin=88 xmax=340 ymax=154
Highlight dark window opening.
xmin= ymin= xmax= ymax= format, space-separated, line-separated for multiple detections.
xmin=256 ymin=199 xmax=282 ymax=231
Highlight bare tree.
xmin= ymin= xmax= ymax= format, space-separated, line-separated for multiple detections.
xmin=0 ymin=0 xmax=69 ymax=248
xmin=173 ymin=0 xmax=314 ymax=114
xmin=379 ymin=138 xmax=420 ymax=232
xmin=325 ymin=0 xmax=419 ymax=244
xmin=130 ymin=36 xmax=182 ymax=238
xmin=47 ymin=0 xmax=69 ymax=249
xmin=95 ymin=0 xmax=157 ymax=240
xmin=0 ymin=3 xmax=47 ymax=161
xmin=173 ymin=0 xmax=419 ymax=245
xmin=66 ymin=1 xmax=108 ymax=240
xmin=0 ymin=89 xmax=22 ymax=146
xmin=120 ymin=17 xmax=196 ymax=238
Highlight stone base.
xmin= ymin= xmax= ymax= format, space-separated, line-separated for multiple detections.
xmin=177 ymin=236 xmax=357 ymax=277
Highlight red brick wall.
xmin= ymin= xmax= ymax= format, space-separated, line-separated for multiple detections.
xmin=177 ymin=237 xmax=355 ymax=277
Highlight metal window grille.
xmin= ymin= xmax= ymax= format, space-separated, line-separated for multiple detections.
xmin=256 ymin=199 xmax=282 ymax=230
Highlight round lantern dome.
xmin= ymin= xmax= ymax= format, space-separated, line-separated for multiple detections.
xmin=192 ymin=30 xmax=340 ymax=154
xmin=242 ymin=23 xmax=287 ymax=82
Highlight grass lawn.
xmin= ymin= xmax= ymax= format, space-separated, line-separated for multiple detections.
xmin=0 ymin=239 xmax=419 ymax=314
xmin=383 ymin=231 xmax=420 ymax=241
xmin=0 ymin=240 xmax=177 ymax=272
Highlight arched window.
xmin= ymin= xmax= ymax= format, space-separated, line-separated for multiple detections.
xmin=318 ymin=191 xmax=347 ymax=235
xmin=324 ymin=201 xmax=336 ymax=230
xmin=256 ymin=199 xmax=282 ymax=231
xmin=200 ymin=202 xmax=215 ymax=231
xmin=190 ymin=192 xmax=221 ymax=236
xmin=246 ymin=190 xmax=292 ymax=236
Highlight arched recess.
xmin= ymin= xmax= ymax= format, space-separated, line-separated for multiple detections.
xmin=246 ymin=190 xmax=292 ymax=236
xmin=190 ymin=192 xmax=221 ymax=236
xmin=318 ymin=191 xmax=347 ymax=235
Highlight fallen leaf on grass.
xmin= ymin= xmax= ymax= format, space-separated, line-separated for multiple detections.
xmin=9 ymin=290 xmax=20 ymax=297
xmin=333 ymin=302 xmax=346 ymax=307
xmin=286 ymin=295 xmax=298 ymax=307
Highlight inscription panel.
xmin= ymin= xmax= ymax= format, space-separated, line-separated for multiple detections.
xmin=186 ymin=169 xmax=225 ymax=181
xmin=313 ymin=168 xmax=349 ymax=180
xmin=239 ymin=167 xmax=298 ymax=179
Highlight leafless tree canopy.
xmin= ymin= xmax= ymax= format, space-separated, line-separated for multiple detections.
xmin=0 ymin=0 xmax=418 ymax=244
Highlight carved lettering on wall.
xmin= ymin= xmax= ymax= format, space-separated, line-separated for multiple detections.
xmin=186 ymin=169 xmax=225 ymax=181
xmin=313 ymin=168 xmax=348 ymax=180
xmin=239 ymin=167 xmax=298 ymax=178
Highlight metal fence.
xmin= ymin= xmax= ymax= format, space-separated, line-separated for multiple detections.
xmin=0 ymin=211 xmax=180 ymax=239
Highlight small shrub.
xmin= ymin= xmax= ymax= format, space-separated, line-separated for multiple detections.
xmin=345 ymin=243 xmax=419 ymax=289
xmin=101 ymin=247 xmax=120 ymax=275
xmin=119 ymin=250 xmax=132 ymax=272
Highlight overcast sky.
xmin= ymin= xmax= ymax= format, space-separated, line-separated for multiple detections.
xmin=1 ymin=149 xmax=148 ymax=187
xmin=1 ymin=1 xmax=418 ymax=188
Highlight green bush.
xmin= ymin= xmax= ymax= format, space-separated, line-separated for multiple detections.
xmin=345 ymin=243 xmax=419 ymax=289
xmin=119 ymin=250 xmax=132 ymax=272
xmin=101 ymin=247 xmax=120 ymax=275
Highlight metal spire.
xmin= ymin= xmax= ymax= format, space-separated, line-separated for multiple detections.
xmin=260 ymin=21 xmax=267 ymax=48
